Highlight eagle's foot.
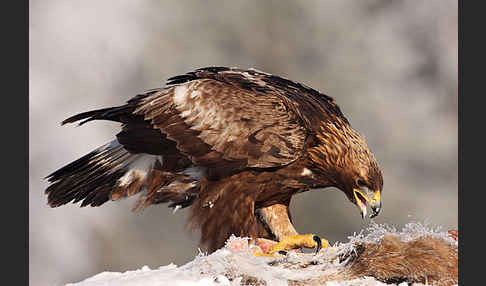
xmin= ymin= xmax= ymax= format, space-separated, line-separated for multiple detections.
xmin=268 ymin=234 xmax=328 ymax=255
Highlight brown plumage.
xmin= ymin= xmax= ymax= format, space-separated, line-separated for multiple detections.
xmin=45 ymin=66 xmax=383 ymax=252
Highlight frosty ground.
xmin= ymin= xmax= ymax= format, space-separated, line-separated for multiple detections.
xmin=67 ymin=222 xmax=458 ymax=286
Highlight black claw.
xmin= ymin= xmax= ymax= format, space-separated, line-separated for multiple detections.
xmin=313 ymin=235 xmax=322 ymax=254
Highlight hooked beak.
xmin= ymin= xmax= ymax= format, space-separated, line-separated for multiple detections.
xmin=353 ymin=188 xmax=381 ymax=219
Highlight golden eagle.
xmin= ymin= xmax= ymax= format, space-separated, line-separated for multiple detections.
xmin=45 ymin=67 xmax=383 ymax=253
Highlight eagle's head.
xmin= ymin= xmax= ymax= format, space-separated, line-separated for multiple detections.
xmin=308 ymin=121 xmax=383 ymax=219
xmin=339 ymin=154 xmax=383 ymax=219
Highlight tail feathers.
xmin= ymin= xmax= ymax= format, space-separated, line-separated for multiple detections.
xmin=45 ymin=140 xmax=199 ymax=210
xmin=45 ymin=140 xmax=130 ymax=207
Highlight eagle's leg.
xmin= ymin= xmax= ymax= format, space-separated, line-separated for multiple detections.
xmin=255 ymin=203 xmax=328 ymax=255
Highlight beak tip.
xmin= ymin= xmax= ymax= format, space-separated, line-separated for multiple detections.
xmin=369 ymin=204 xmax=381 ymax=218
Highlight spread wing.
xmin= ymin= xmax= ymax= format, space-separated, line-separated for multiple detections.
xmin=133 ymin=67 xmax=348 ymax=170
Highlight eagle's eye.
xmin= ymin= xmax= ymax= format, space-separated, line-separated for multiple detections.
xmin=356 ymin=179 xmax=367 ymax=187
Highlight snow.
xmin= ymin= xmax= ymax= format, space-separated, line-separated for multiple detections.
xmin=68 ymin=221 xmax=457 ymax=286
xmin=70 ymin=264 xmax=231 ymax=286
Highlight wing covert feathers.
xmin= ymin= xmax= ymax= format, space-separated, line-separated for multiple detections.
xmin=133 ymin=67 xmax=345 ymax=169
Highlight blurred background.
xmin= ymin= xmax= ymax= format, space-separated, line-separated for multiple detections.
xmin=29 ymin=1 xmax=457 ymax=285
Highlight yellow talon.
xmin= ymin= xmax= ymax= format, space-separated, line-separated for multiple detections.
xmin=268 ymin=234 xmax=329 ymax=254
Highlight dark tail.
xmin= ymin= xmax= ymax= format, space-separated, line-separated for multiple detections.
xmin=45 ymin=139 xmax=200 ymax=210
xmin=45 ymin=140 xmax=136 ymax=207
